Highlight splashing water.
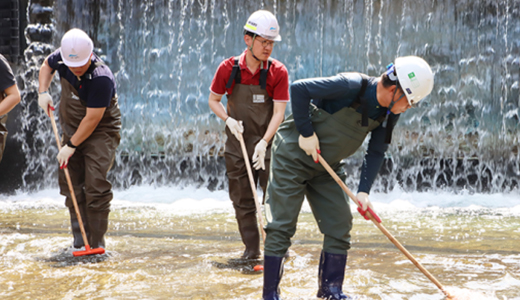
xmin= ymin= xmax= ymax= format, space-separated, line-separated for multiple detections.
xmin=1 ymin=186 xmax=520 ymax=299
xmin=446 ymin=287 xmax=495 ymax=300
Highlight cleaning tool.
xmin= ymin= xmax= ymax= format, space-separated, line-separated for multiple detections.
xmin=239 ymin=134 xmax=266 ymax=272
xmin=318 ymin=154 xmax=454 ymax=299
xmin=49 ymin=110 xmax=105 ymax=257
xmin=238 ymin=133 xmax=266 ymax=242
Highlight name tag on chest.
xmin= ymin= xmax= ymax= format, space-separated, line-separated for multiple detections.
xmin=253 ymin=94 xmax=265 ymax=103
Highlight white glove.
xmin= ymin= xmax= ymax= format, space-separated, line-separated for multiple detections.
xmin=38 ymin=91 xmax=54 ymax=117
xmin=57 ymin=145 xmax=76 ymax=168
xmin=252 ymin=139 xmax=268 ymax=170
xmin=225 ymin=117 xmax=244 ymax=140
xmin=298 ymin=133 xmax=320 ymax=162
xmin=356 ymin=192 xmax=375 ymax=213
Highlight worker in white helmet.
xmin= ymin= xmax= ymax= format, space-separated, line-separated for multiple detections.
xmin=262 ymin=56 xmax=434 ymax=300
xmin=0 ymin=54 xmax=21 ymax=163
xmin=37 ymin=28 xmax=121 ymax=253
xmin=208 ymin=10 xmax=289 ymax=261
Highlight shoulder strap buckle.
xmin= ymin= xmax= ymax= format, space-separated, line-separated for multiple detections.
xmin=259 ymin=57 xmax=273 ymax=90
xmin=225 ymin=57 xmax=241 ymax=89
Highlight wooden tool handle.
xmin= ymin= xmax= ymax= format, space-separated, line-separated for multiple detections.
xmin=49 ymin=111 xmax=91 ymax=249
xmin=317 ymin=154 xmax=452 ymax=298
xmin=238 ymin=134 xmax=266 ymax=242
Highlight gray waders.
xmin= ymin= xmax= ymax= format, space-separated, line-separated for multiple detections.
xmin=58 ymin=78 xmax=121 ymax=249
xmin=225 ymin=81 xmax=273 ymax=259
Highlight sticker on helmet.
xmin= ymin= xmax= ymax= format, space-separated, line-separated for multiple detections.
xmin=408 ymin=72 xmax=421 ymax=88
xmin=245 ymin=23 xmax=257 ymax=31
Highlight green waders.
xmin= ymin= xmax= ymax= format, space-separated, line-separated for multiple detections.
xmin=264 ymin=105 xmax=381 ymax=257
xmin=225 ymin=81 xmax=273 ymax=259
xmin=58 ymin=78 xmax=121 ymax=249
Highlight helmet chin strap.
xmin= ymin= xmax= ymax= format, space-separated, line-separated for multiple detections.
xmin=248 ymin=34 xmax=262 ymax=62
xmin=384 ymin=64 xmax=401 ymax=114
xmin=387 ymin=87 xmax=398 ymax=111
xmin=388 ymin=82 xmax=407 ymax=111
xmin=383 ymin=85 xmax=405 ymax=128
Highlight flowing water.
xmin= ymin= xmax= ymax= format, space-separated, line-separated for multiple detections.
xmin=8 ymin=0 xmax=520 ymax=193
xmin=0 ymin=187 xmax=519 ymax=299
xmin=2 ymin=0 xmax=520 ymax=299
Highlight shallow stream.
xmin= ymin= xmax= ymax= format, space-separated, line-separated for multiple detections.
xmin=0 ymin=187 xmax=519 ymax=299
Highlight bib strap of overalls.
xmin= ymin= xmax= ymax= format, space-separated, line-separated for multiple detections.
xmin=350 ymin=73 xmax=396 ymax=144
xmin=225 ymin=57 xmax=273 ymax=89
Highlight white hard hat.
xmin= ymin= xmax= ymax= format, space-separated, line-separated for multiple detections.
xmin=244 ymin=10 xmax=281 ymax=42
xmin=395 ymin=56 xmax=434 ymax=105
xmin=60 ymin=28 xmax=93 ymax=67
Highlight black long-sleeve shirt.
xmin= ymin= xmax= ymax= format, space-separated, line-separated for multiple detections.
xmin=290 ymin=72 xmax=400 ymax=193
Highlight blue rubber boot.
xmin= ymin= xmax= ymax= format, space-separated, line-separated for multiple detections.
xmin=317 ymin=251 xmax=350 ymax=300
xmin=263 ymin=255 xmax=284 ymax=300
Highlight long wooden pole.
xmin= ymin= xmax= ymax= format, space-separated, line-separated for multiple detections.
xmin=238 ymin=134 xmax=266 ymax=242
xmin=318 ymin=154 xmax=453 ymax=299
xmin=49 ymin=110 xmax=104 ymax=256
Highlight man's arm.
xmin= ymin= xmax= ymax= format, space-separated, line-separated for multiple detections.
xmin=0 ymin=55 xmax=20 ymax=115
xmin=208 ymin=92 xmax=228 ymax=121
xmin=69 ymin=107 xmax=106 ymax=146
xmin=0 ymin=84 xmax=20 ymax=116
xmin=358 ymin=115 xmax=400 ymax=193
xmin=262 ymin=102 xmax=287 ymax=143
xmin=38 ymin=58 xmax=54 ymax=93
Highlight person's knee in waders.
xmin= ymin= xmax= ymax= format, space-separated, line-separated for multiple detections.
xmin=208 ymin=10 xmax=290 ymax=261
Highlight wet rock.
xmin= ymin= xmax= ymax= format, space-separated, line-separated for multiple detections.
xmin=30 ymin=3 xmax=53 ymax=15
xmin=25 ymin=24 xmax=54 ymax=43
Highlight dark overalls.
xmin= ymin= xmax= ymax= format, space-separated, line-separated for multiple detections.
xmin=58 ymin=73 xmax=121 ymax=249
xmin=225 ymin=58 xmax=273 ymax=259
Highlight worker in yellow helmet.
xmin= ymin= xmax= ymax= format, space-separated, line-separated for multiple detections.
xmin=208 ymin=10 xmax=289 ymax=261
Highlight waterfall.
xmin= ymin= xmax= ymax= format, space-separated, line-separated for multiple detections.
xmin=5 ymin=0 xmax=520 ymax=194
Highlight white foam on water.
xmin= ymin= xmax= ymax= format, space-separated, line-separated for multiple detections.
xmin=445 ymin=287 xmax=498 ymax=300
xmin=0 ymin=184 xmax=518 ymax=299
xmin=2 ymin=185 xmax=518 ymax=214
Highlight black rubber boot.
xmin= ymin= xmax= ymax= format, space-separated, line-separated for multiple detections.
xmin=68 ymin=204 xmax=89 ymax=248
xmin=87 ymin=210 xmax=109 ymax=249
xmin=317 ymin=251 xmax=350 ymax=300
xmin=237 ymin=211 xmax=261 ymax=259
xmin=263 ymin=255 xmax=284 ymax=300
